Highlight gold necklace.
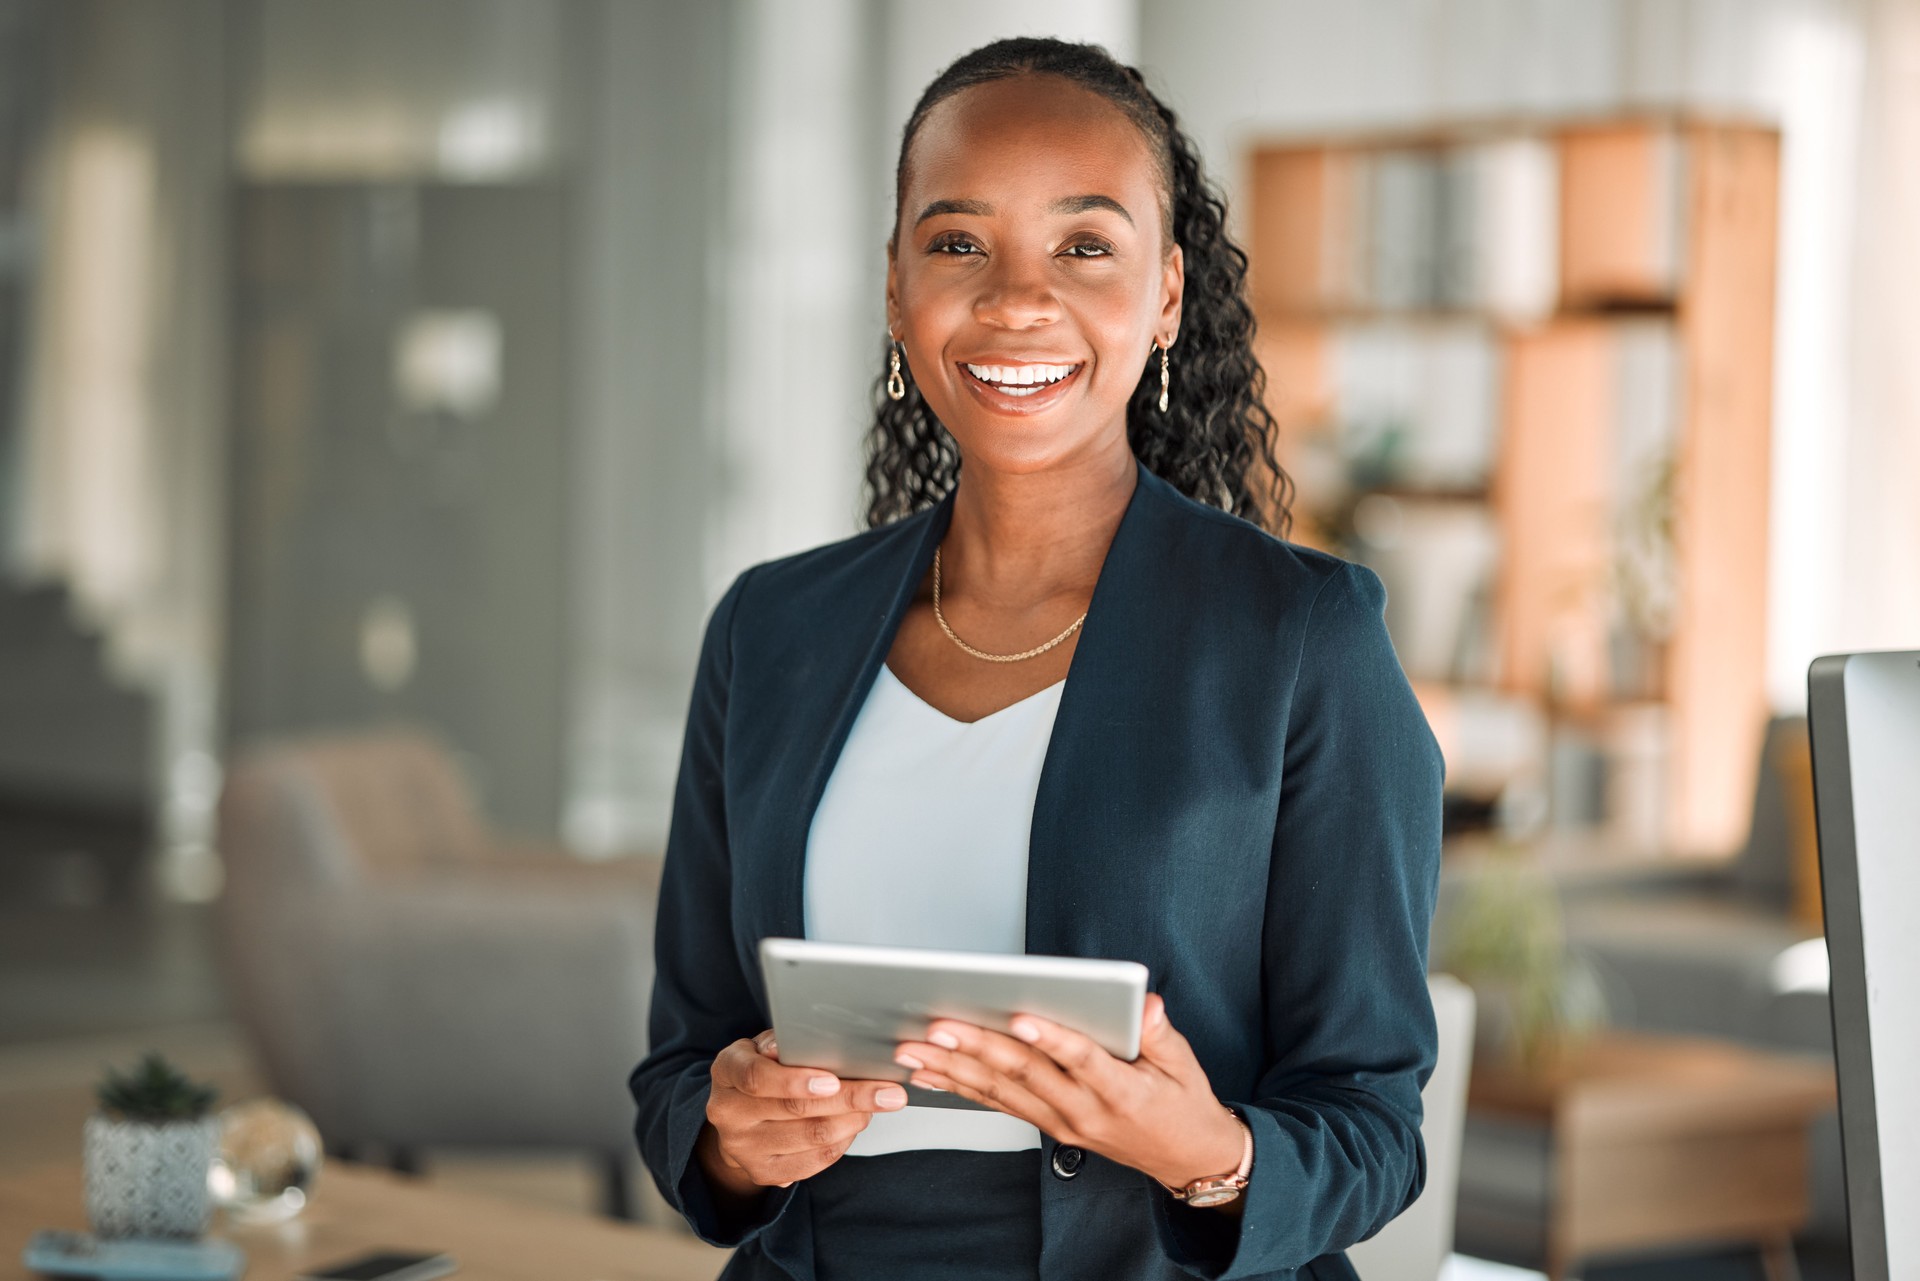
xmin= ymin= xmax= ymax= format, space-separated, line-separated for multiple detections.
xmin=931 ymin=545 xmax=1088 ymax=663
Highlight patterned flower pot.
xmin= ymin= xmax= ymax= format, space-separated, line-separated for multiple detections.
xmin=83 ymin=1113 xmax=222 ymax=1239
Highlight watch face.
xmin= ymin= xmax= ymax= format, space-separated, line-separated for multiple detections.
xmin=1187 ymin=1186 xmax=1241 ymax=1208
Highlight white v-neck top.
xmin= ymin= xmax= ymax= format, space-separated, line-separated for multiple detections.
xmin=802 ymin=662 xmax=1065 ymax=1155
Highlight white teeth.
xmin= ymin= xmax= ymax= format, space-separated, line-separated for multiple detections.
xmin=964 ymin=362 xmax=1077 ymax=388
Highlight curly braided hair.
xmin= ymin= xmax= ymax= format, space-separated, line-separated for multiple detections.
xmin=864 ymin=36 xmax=1294 ymax=537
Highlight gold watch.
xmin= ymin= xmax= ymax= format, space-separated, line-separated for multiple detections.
xmin=1165 ymin=1104 xmax=1253 ymax=1208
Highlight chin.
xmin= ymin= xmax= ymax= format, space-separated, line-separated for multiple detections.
xmin=944 ymin=415 xmax=1120 ymax=480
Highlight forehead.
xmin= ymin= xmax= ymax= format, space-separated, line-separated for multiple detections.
xmin=904 ymin=74 xmax=1165 ymax=228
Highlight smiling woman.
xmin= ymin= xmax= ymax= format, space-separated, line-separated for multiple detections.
xmin=629 ymin=36 xmax=1445 ymax=1281
xmin=865 ymin=42 xmax=1290 ymax=535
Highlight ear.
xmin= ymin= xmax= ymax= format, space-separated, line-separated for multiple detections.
xmin=885 ymin=237 xmax=901 ymax=339
xmin=1157 ymin=242 xmax=1185 ymax=347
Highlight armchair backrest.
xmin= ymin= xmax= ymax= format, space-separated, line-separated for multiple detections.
xmin=218 ymin=723 xmax=491 ymax=889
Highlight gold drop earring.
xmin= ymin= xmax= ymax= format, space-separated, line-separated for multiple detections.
xmin=1157 ymin=340 xmax=1171 ymax=413
xmin=887 ymin=339 xmax=907 ymax=402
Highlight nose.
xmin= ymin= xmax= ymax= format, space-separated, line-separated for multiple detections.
xmin=972 ymin=254 xmax=1059 ymax=330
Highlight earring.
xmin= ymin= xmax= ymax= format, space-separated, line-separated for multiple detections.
xmin=887 ymin=341 xmax=907 ymax=402
xmin=1157 ymin=340 xmax=1170 ymax=413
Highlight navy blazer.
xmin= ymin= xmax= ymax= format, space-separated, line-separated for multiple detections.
xmin=629 ymin=458 xmax=1446 ymax=1281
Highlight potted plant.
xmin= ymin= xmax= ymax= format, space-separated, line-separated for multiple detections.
xmin=1435 ymin=848 xmax=1607 ymax=1068
xmin=84 ymin=1051 xmax=222 ymax=1239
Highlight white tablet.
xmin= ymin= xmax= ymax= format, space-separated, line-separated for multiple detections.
xmin=758 ymin=937 xmax=1149 ymax=1111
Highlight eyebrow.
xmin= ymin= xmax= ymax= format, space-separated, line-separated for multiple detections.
xmin=914 ymin=198 xmax=992 ymax=224
xmin=912 ymin=194 xmax=1135 ymax=226
xmin=1049 ymin=194 xmax=1133 ymax=224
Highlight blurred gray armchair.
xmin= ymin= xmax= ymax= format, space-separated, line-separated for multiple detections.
xmin=212 ymin=723 xmax=663 ymax=1220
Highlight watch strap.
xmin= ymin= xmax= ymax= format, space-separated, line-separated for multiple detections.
xmin=1166 ymin=1103 xmax=1253 ymax=1205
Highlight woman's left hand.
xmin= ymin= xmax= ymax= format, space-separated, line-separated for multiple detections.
xmin=892 ymin=992 xmax=1245 ymax=1197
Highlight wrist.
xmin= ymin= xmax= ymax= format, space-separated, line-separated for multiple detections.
xmin=696 ymin=1120 xmax=764 ymax=1199
xmin=1155 ymin=1102 xmax=1247 ymax=1192
xmin=1157 ymin=1103 xmax=1253 ymax=1209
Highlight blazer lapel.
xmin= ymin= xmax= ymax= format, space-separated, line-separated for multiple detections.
xmin=757 ymin=489 xmax=955 ymax=946
xmin=1025 ymin=460 xmax=1184 ymax=963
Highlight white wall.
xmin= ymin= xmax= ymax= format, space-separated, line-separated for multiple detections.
xmin=714 ymin=0 xmax=876 ymax=571
xmin=564 ymin=0 xmax=734 ymax=856
xmin=1839 ymin=0 xmax=1920 ymax=664
xmin=874 ymin=0 xmax=1139 ymax=249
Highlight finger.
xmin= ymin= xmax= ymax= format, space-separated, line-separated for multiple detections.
xmin=753 ymin=1029 xmax=781 ymax=1061
xmin=744 ymin=1084 xmax=909 ymax=1122
xmin=840 ymin=1078 xmax=911 ymax=1114
xmin=759 ymin=1108 xmax=873 ymax=1158
xmin=898 ymin=1036 xmax=1074 ymax=1136
xmin=905 ymin=1063 xmax=1073 ymax=1139
xmin=759 ymin=1139 xmax=858 ymax=1187
xmin=1005 ymin=1011 xmax=1134 ymax=1101
xmin=719 ymin=1043 xmax=843 ymax=1102
xmin=722 ymin=1059 xmax=909 ymax=1121
xmin=922 ymin=1019 xmax=1089 ymax=1108
xmin=748 ymin=1078 xmax=910 ymax=1118
xmin=1135 ymin=993 xmax=1197 ymax=1070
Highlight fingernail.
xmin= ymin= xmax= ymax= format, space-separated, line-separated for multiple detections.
xmin=1010 ymin=1018 xmax=1040 ymax=1043
xmin=928 ymin=1030 xmax=959 ymax=1050
xmin=876 ymin=1086 xmax=908 ymax=1109
xmin=894 ymin=1051 xmax=924 ymax=1070
xmin=808 ymin=1075 xmax=840 ymax=1096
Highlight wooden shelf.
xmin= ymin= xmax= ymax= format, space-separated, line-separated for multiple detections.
xmin=1246 ymin=117 xmax=1779 ymax=856
xmin=1256 ymin=301 xmax=1678 ymax=326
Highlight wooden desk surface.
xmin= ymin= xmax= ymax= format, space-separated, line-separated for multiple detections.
xmin=0 ymin=1159 xmax=729 ymax=1281
xmin=1468 ymin=1030 xmax=1837 ymax=1139
xmin=1466 ymin=1031 xmax=1837 ymax=1278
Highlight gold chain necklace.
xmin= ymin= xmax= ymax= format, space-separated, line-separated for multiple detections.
xmin=931 ymin=545 xmax=1088 ymax=663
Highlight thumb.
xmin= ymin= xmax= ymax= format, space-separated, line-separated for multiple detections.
xmin=1138 ymin=993 xmax=1187 ymax=1065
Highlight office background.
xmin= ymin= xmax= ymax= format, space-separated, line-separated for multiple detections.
xmin=1 ymin=2 xmax=1916 ymax=1278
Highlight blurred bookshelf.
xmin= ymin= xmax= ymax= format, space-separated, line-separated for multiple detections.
xmin=1245 ymin=114 xmax=1779 ymax=860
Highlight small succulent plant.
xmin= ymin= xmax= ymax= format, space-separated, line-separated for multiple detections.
xmin=95 ymin=1051 xmax=219 ymax=1124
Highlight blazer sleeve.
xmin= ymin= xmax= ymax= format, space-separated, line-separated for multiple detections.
xmin=627 ymin=564 xmax=802 ymax=1246
xmin=1154 ymin=560 xmax=1446 ymax=1279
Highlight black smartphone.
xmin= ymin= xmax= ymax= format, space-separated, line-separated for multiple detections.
xmin=298 ymin=1249 xmax=456 ymax=1281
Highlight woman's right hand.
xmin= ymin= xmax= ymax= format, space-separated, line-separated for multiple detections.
xmin=696 ymin=1029 xmax=909 ymax=1198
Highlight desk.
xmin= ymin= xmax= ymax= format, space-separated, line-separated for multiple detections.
xmin=0 ymin=1159 xmax=727 ymax=1281
xmin=1468 ymin=1031 xmax=1836 ymax=1280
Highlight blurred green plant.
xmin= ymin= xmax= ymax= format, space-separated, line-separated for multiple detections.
xmin=95 ymin=1050 xmax=219 ymax=1123
xmin=1436 ymin=849 xmax=1605 ymax=1066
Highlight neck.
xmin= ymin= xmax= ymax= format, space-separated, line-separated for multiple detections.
xmin=940 ymin=434 xmax=1137 ymax=608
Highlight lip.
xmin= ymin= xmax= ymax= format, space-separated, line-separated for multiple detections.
xmin=956 ymin=361 xmax=1085 ymax=415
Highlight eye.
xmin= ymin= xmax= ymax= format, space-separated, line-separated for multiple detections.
xmin=1060 ymin=236 xmax=1116 ymax=258
xmin=928 ymin=233 xmax=982 ymax=256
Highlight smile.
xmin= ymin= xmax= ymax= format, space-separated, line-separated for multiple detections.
xmin=959 ymin=361 xmax=1084 ymax=407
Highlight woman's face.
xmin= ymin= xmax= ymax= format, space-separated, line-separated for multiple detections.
xmin=888 ymin=74 xmax=1184 ymax=477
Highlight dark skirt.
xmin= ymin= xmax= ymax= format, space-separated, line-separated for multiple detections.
xmin=719 ymin=1148 xmax=1042 ymax=1281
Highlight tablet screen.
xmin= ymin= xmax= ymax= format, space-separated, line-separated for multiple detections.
xmin=759 ymin=937 xmax=1148 ymax=1109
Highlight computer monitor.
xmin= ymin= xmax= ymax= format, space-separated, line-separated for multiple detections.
xmin=1808 ymin=650 xmax=1920 ymax=1281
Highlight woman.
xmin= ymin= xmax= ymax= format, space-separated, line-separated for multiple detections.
xmin=630 ymin=36 xmax=1444 ymax=1281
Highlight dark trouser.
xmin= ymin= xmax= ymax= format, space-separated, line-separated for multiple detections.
xmin=719 ymin=1148 xmax=1042 ymax=1281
